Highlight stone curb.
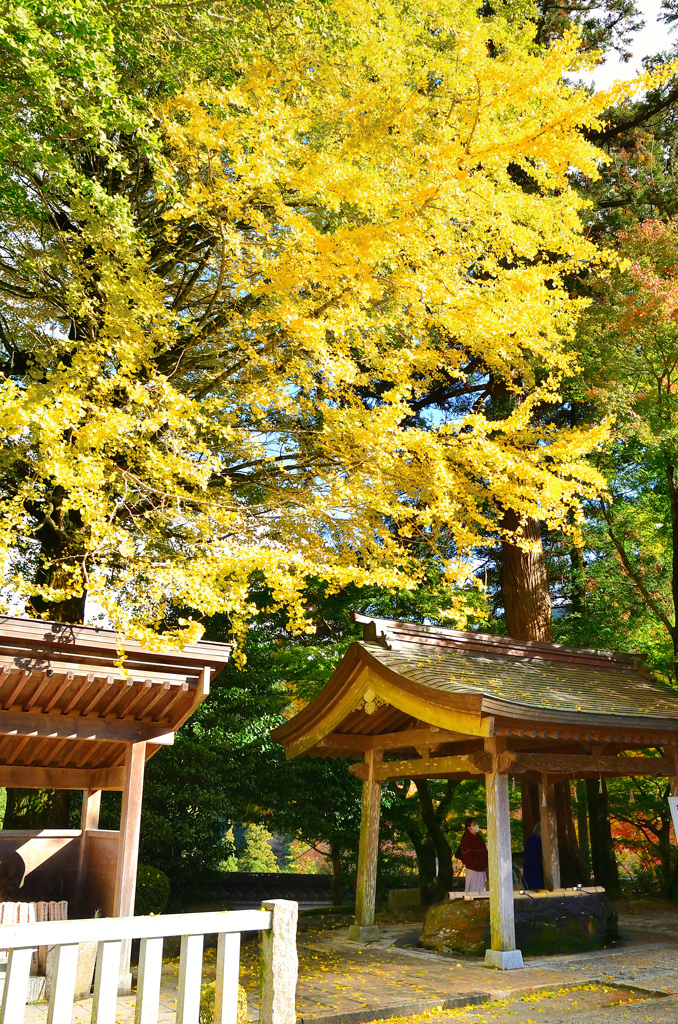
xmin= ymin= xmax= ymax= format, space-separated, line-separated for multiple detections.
xmin=293 ymin=978 xmax=674 ymax=1024
xmin=295 ymin=991 xmax=491 ymax=1024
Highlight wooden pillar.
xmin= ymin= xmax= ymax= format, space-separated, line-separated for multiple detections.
xmin=114 ymin=741 xmax=146 ymax=992
xmin=75 ymin=789 xmax=101 ymax=915
xmin=81 ymin=788 xmax=102 ymax=830
xmin=484 ymin=738 xmax=523 ymax=969
xmin=349 ymin=748 xmax=382 ymax=943
xmin=539 ymin=775 xmax=560 ymax=890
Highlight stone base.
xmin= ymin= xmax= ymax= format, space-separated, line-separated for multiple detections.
xmin=420 ymin=892 xmax=618 ymax=957
xmin=118 ymin=972 xmax=133 ymax=996
xmin=484 ymin=948 xmax=524 ymax=970
xmin=348 ymin=924 xmax=380 ymax=943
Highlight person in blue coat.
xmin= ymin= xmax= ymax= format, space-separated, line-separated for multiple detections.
xmin=523 ymin=822 xmax=544 ymax=890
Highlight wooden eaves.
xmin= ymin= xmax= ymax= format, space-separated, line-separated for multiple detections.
xmin=272 ymin=613 xmax=678 ymax=780
xmin=0 ymin=615 xmax=232 ymax=790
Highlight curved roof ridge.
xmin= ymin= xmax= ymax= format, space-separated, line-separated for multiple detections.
xmin=352 ymin=612 xmax=644 ymax=671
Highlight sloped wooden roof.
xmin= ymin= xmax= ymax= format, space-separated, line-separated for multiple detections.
xmin=273 ymin=615 xmax=678 ymax=759
xmin=0 ymin=616 xmax=231 ymax=788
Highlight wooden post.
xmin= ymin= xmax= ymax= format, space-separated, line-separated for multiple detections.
xmin=349 ymin=748 xmax=382 ymax=942
xmin=539 ymin=775 xmax=560 ymax=890
xmin=75 ymin=789 xmax=101 ymax=916
xmin=484 ymin=738 xmax=523 ymax=969
xmin=114 ymin=741 xmax=146 ymax=993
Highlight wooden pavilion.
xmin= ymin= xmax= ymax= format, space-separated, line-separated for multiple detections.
xmin=0 ymin=615 xmax=231 ymax=989
xmin=272 ymin=614 xmax=678 ymax=969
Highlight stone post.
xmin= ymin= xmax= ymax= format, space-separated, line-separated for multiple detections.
xmin=539 ymin=775 xmax=560 ymax=890
xmin=260 ymin=899 xmax=298 ymax=1024
xmin=484 ymin=738 xmax=523 ymax=970
xmin=349 ymin=748 xmax=383 ymax=942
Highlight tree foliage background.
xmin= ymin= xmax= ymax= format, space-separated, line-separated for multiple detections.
xmin=5 ymin=0 xmax=678 ymax=902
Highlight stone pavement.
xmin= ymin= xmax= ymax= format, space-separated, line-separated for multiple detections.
xmin=20 ymin=900 xmax=678 ymax=1023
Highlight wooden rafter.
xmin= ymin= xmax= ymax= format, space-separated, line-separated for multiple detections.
xmin=0 ymin=709 xmax=174 ymax=744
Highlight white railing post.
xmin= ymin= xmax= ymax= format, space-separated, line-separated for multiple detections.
xmin=91 ymin=939 xmax=123 ymax=1024
xmin=214 ymin=932 xmax=240 ymax=1024
xmin=259 ymin=900 xmax=298 ymax=1024
xmin=177 ymin=933 xmax=204 ymax=1024
xmin=46 ymin=943 xmax=80 ymax=1024
xmin=0 ymin=946 xmax=32 ymax=1024
xmin=134 ymin=936 xmax=163 ymax=1024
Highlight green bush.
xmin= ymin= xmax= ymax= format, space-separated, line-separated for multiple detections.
xmin=135 ymin=863 xmax=171 ymax=916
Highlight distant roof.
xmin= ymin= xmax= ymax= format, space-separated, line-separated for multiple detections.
xmin=0 ymin=616 xmax=232 ymax=787
xmin=273 ymin=614 xmax=678 ymax=757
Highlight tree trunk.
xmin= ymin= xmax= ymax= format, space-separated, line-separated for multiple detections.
xmin=500 ymin=509 xmax=552 ymax=642
xmin=667 ymin=464 xmax=678 ymax=675
xmin=499 ymin=512 xmax=596 ymax=889
xmin=520 ymin=781 xmax=540 ymax=845
xmin=415 ymin=780 xmax=455 ymax=902
xmin=330 ymin=842 xmax=343 ymax=906
xmin=575 ymin=780 xmax=590 ymax=871
xmin=586 ymin=778 xmax=621 ymax=897
xmin=554 ymin=781 xmax=589 ymax=886
xmin=3 ymin=789 xmax=71 ymax=829
xmin=407 ymin=830 xmax=437 ymax=906
xmin=5 ymin=487 xmax=86 ymax=827
xmin=569 ymin=543 xmax=586 ymax=615
xmin=26 ymin=485 xmax=87 ymax=623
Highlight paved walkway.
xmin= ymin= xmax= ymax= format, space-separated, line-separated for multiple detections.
xmin=20 ymin=900 xmax=678 ymax=1023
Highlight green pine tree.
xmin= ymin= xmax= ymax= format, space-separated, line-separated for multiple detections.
xmin=238 ymin=825 xmax=279 ymax=874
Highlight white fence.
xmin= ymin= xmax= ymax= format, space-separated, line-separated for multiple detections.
xmin=0 ymin=898 xmax=298 ymax=1024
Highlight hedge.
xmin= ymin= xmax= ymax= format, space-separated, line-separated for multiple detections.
xmin=135 ymin=863 xmax=171 ymax=916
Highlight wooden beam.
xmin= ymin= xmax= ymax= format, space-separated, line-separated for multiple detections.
xmin=349 ymin=753 xmax=484 ymax=782
xmin=0 ymin=710 xmax=174 ymax=745
xmin=317 ymin=728 xmax=469 ymax=753
xmin=494 ymin=723 xmax=677 ymax=747
xmin=499 ymin=752 xmax=673 ymax=777
xmin=0 ymin=765 xmax=124 ymax=790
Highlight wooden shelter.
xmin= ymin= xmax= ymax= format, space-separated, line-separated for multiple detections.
xmin=272 ymin=614 xmax=678 ymax=969
xmin=0 ymin=615 xmax=231 ymax=988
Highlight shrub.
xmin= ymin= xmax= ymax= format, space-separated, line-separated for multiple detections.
xmin=199 ymin=981 xmax=247 ymax=1024
xmin=135 ymin=863 xmax=171 ymax=916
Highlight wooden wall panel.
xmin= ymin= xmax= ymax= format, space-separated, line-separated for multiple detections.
xmin=0 ymin=830 xmax=82 ymax=905
xmin=83 ymin=830 xmax=119 ymax=918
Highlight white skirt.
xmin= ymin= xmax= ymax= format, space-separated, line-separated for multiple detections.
xmin=465 ymin=869 xmax=487 ymax=892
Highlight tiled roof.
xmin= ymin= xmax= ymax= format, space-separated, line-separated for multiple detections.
xmin=361 ymin=639 xmax=678 ymax=720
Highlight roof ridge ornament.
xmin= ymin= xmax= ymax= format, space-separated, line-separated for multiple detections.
xmin=361 ymin=620 xmax=392 ymax=650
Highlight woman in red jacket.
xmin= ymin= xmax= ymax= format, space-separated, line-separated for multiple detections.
xmin=456 ymin=817 xmax=488 ymax=892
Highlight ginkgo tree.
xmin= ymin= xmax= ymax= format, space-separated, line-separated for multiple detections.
xmin=0 ymin=0 xmax=658 ymax=651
